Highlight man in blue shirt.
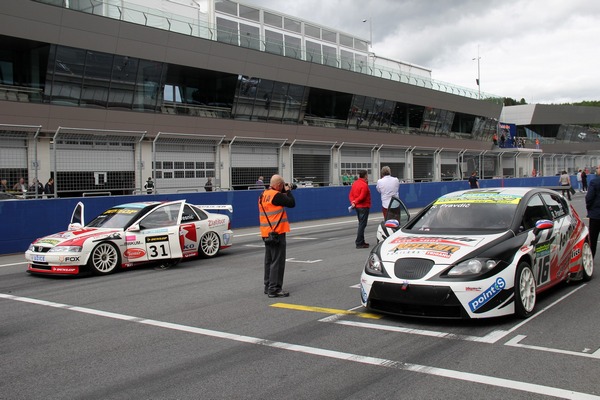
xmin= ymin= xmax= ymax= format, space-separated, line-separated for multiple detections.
xmin=585 ymin=165 xmax=600 ymax=258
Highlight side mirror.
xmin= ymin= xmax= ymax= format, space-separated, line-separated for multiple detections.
xmin=531 ymin=219 xmax=554 ymax=245
xmin=384 ymin=219 xmax=400 ymax=229
xmin=67 ymin=223 xmax=82 ymax=231
xmin=127 ymin=224 xmax=141 ymax=232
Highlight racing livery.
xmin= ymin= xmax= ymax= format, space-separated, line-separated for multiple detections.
xmin=360 ymin=187 xmax=594 ymax=319
xmin=26 ymin=200 xmax=233 ymax=276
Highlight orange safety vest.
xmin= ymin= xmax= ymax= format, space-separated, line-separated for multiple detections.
xmin=259 ymin=189 xmax=291 ymax=237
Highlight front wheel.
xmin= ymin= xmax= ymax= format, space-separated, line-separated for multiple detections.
xmin=514 ymin=261 xmax=536 ymax=318
xmin=199 ymin=231 xmax=220 ymax=257
xmin=87 ymin=242 xmax=120 ymax=275
xmin=581 ymin=241 xmax=594 ymax=281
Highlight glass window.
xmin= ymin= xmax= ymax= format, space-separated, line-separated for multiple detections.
xmin=49 ymin=46 xmax=86 ymax=104
xmin=206 ymin=162 xmax=215 ymax=169
xmin=306 ymin=41 xmax=321 ymax=63
xmin=81 ymin=50 xmax=113 ymax=108
xmin=196 ymin=161 xmax=205 ymax=169
xmin=284 ymin=35 xmax=302 ymax=59
xmin=305 ymin=24 xmax=320 ymax=39
xmin=521 ymin=194 xmax=552 ymax=230
xmin=239 ymin=5 xmax=259 ymax=21
xmin=355 ymin=39 xmax=368 ymax=52
xmin=196 ymin=170 xmax=206 ymax=178
xmin=340 ymin=34 xmax=354 ymax=48
xmin=341 ymin=50 xmax=354 ymax=71
xmin=265 ymin=30 xmax=284 ymax=55
xmin=139 ymin=203 xmax=181 ymax=229
xmin=284 ymin=17 xmax=301 ymax=33
xmin=133 ymin=60 xmax=164 ymax=112
xmin=322 ymin=45 xmax=337 ymax=67
xmin=540 ymin=192 xmax=568 ymax=219
xmin=322 ymin=29 xmax=336 ymax=43
xmin=109 ymin=55 xmax=138 ymax=109
xmin=163 ymin=161 xmax=173 ymax=169
xmin=174 ymin=161 xmax=184 ymax=169
xmin=217 ymin=17 xmax=238 ymax=45
xmin=181 ymin=204 xmax=200 ymax=222
xmin=174 ymin=170 xmax=185 ymax=178
xmin=239 ymin=23 xmax=260 ymax=50
xmin=215 ymin=0 xmax=237 ymax=16
xmin=264 ymin=12 xmax=282 ymax=28
xmin=185 ymin=170 xmax=195 ymax=178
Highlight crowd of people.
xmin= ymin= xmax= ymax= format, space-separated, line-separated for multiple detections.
xmin=0 ymin=177 xmax=54 ymax=198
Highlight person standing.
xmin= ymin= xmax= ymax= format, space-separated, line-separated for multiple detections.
xmin=582 ymin=168 xmax=588 ymax=192
xmin=0 ymin=178 xmax=8 ymax=192
xmin=376 ymin=166 xmax=400 ymax=218
xmin=349 ymin=169 xmax=371 ymax=249
xmin=577 ymin=169 xmax=583 ymax=192
xmin=585 ymin=165 xmax=600 ymax=258
xmin=468 ymin=171 xmax=479 ymax=188
xmin=204 ymin=177 xmax=213 ymax=192
xmin=144 ymin=177 xmax=154 ymax=194
xmin=259 ymin=174 xmax=295 ymax=298
xmin=44 ymin=178 xmax=54 ymax=197
xmin=559 ymin=170 xmax=571 ymax=200
xmin=256 ymin=176 xmax=264 ymax=186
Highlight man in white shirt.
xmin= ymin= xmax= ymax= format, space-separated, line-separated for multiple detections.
xmin=376 ymin=166 xmax=400 ymax=218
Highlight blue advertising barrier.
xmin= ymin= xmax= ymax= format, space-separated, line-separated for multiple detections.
xmin=0 ymin=176 xmax=580 ymax=255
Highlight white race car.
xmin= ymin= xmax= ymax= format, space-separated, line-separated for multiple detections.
xmin=361 ymin=187 xmax=593 ymax=319
xmin=26 ymin=200 xmax=233 ymax=276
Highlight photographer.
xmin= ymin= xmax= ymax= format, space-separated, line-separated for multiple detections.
xmin=259 ymin=174 xmax=296 ymax=298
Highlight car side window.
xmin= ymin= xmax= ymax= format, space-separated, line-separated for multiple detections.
xmin=522 ymin=194 xmax=553 ymax=231
xmin=181 ymin=204 xmax=200 ymax=223
xmin=139 ymin=203 xmax=180 ymax=229
xmin=540 ymin=192 xmax=567 ymax=220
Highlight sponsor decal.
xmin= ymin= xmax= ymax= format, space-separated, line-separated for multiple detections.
xmin=390 ymin=236 xmax=478 ymax=245
xmin=52 ymin=266 xmax=78 ymax=273
xmin=124 ymin=248 xmax=146 ymax=259
xmin=125 ymin=241 xmax=142 ymax=246
xmin=465 ymin=287 xmax=482 ymax=292
xmin=37 ymin=238 xmax=61 ymax=246
xmin=179 ymin=224 xmax=197 ymax=250
xmin=103 ymin=208 xmax=139 ymax=214
xmin=142 ymin=228 xmax=168 ymax=234
xmin=469 ymin=277 xmax=506 ymax=312
xmin=209 ymin=218 xmax=227 ymax=227
xmin=435 ymin=192 xmax=522 ymax=205
xmin=58 ymin=256 xmax=81 ymax=263
xmin=125 ymin=235 xmax=137 ymax=242
xmin=425 ymin=250 xmax=452 ymax=258
xmin=146 ymin=235 xmax=168 ymax=243
xmin=181 ymin=214 xmax=196 ymax=221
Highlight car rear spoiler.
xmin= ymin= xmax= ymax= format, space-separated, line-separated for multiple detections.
xmin=197 ymin=205 xmax=233 ymax=213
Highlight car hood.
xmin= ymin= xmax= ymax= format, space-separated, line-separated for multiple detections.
xmin=380 ymin=231 xmax=508 ymax=264
xmin=32 ymin=228 xmax=122 ymax=248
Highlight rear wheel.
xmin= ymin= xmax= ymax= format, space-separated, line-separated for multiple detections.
xmin=514 ymin=261 xmax=536 ymax=318
xmin=88 ymin=242 xmax=120 ymax=275
xmin=581 ymin=241 xmax=594 ymax=281
xmin=199 ymin=231 xmax=220 ymax=257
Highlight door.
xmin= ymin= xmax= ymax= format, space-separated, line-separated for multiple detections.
xmin=128 ymin=201 xmax=185 ymax=262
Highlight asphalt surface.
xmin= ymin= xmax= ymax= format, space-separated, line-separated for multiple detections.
xmin=1 ymin=192 xmax=599 ymax=399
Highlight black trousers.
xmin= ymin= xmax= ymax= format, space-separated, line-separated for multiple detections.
xmin=264 ymin=233 xmax=287 ymax=294
xmin=589 ymin=218 xmax=600 ymax=258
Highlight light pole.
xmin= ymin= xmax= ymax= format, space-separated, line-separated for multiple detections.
xmin=472 ymin=46 xmax=481 ymax=99
xmin=361 ymin=17 xmax=372 ymax=50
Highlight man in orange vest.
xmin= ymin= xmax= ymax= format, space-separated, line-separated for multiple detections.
xmin=259 ymin=174 xmax=296 ymax=298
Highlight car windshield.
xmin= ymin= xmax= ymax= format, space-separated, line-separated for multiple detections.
xmin=86 ymin=207 xmax=148 ymax=229
xmin=407 ymin=192 xmax=521 ymax=232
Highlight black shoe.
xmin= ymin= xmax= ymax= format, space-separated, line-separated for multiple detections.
xmin=264 ymin=288 xmax=268 ymax=294
xmin=356 ymin=243 xmax=370 ymax=249
xmin=268 ymin=290 xmax=290 ymax=298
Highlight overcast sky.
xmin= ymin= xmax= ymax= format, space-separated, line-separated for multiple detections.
xmin=243 ymin=0 xmax=600 ymax=104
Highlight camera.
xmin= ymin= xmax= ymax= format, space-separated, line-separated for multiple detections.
xmin=285 ymin=182 xmax=297 ymax=191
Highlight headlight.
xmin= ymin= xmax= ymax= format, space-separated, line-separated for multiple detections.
xmin=48 ymin=246 xmax=82 ymax=253
xmin=447 ymin=258 xmax=498 ymax=276
xmin=365 ymin=252 xmax=385 ymax=276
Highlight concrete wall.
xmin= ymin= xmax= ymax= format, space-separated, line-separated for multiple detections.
xmin=0 ymin=175 xmax=580 ymax=255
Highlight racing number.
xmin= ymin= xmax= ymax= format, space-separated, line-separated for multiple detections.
xmin=535 ymin=254 xmax=550 ymax=284
xmin=148 ymin=244 xmax=169 ymax=258
xmin=145 ymin=235 xmax=171 ymax=259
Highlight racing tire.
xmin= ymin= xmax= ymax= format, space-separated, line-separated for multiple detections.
xmin=581 ymin=241 xmax=594 ymax=282
xmin=199 ymin=231 xmax=220 ymax=258
xmin=87 ymin=242 xmax=121 ymax=275
xmin=514 ymin=261 xmax=536 ymax=318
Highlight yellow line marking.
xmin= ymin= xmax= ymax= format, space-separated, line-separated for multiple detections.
xmin=271 ymin=303 xmax=382 ymax=319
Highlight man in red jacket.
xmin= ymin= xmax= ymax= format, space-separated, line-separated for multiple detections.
xmin=349 ymin=169 xmax=371 ymax=248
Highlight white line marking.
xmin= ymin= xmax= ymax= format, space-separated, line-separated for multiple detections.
xmin=505 ymin=335 xmax=600 ymax=359
xmin=0 ymin=293 xmax=598 ymax=400
xmin=0 ymin=261 xmax=28 ymax=268
xmin=234 ymin=217 xmax=382 ymax=238
xmin=286 ymin=258 xmax=322 ymax=264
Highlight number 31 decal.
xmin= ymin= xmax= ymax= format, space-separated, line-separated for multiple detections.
xmin=148 ymin=244 xmax=170 ymax=258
